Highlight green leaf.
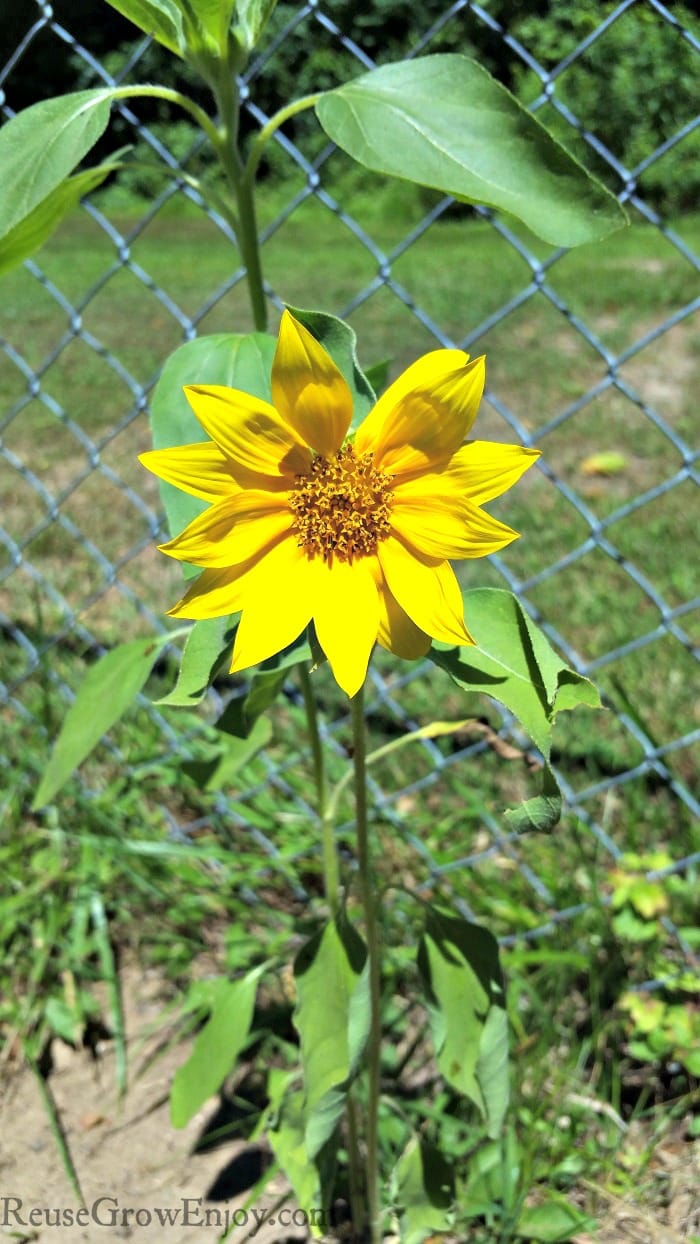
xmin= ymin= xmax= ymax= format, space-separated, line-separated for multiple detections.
xmin=156 ymin=616 xmax=237 ymax=706
xmin=216 ymin=631 xmax=312 ymax=737
xmin=0 ymin=91 xmax=119 ymax=240
xmin=364 ymin=358 xmax=391 ymax=396
xmin=392 ymin=1138 xmax=455 ymax=1244
xmin=147 ymin=332 xmax=277 ymax=572
xmin=294 ymin=917 xmax=369 ymax=1158
xmin=430 ymin=589 xmax=600 ymax=759
xmin=234 ymin=0 xmax=278 ymax=51
xmin=612 ymin=908 xmax=658 ymax=943
xmin=32 ymin=633 xmax=173 ymax=809
xmin=44 ymin=997 xmax=87 ymax=1046
xmin=515 ymin=1198 xmax=594 ymax=1242
xmin=183 ymin=715 xmax=271 ymax=790
xmin=101 ymin=0 xmax=184 ymax=55
xmin=0 ymin=161 xmax=123 ymax=279
xmin=286 ymin=305 xmax=376 ymax=430
xmin=418 ymin=907 xmax=509 ymax=1138
xmin=459 ymin=1130 xmax=521 ymax=1219
xmin=628 ymin=878 xmax=668 ymax=919
xmin=504 ymin=764 xmax=562 ymax=834
xmin=316 ymin=55 xmax=626 ymax=248
xmin=620 ymin=991 xmax=665 ymax=1035
xmin=170 ymin=968 xmax=263 ymax=1128
xmin=178 ymin=0 xmax=238 ymax=55
xmin=268 ymin=1090 xmax=335 ymax=1237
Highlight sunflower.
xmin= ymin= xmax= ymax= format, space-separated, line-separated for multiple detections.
xmin=140 ymin=311 xmax=539 ymax=697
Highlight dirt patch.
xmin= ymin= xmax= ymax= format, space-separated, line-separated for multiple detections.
xmin=618 ymin=316 xmax=698 ymax=425
xmin=0 ymin=967 xmax=310 ymax=1244
xmin=578 ymin=1124 xmax=700 ymax=1242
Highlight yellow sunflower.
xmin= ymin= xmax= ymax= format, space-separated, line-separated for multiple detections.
xmin=140 ymin=311 xmax=539 ymax=697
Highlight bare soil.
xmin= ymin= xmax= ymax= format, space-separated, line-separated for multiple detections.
xmin=0 ymin=966 xmax=309 ymax=1244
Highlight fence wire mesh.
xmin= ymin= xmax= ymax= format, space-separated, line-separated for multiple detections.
xmin=1 ymin=1 xmax=698 ymax=979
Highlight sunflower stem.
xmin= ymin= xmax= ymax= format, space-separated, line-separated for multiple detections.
xmin=345 ymin=1092 xmax=366 ymax=1241
xmin=301 ymin=665 xmax=365 ymax=1226
xmin=234 ymin=172 xmax=268 ymax=332
xmin=242 ymin=93 xmax=323 ymax=186
xmin=299 ymin=663 xmax=338 ymax=915
xmin=351 ymin=683 xmax=382 ymax=1244
xmin=209 ymin=68 xmax=268 ymax=332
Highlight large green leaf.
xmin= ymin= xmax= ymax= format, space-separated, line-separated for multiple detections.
xmin=294 ymin=917 xmax=369 ymax=1158
xmin=267 ymin=1089 xmax=335 ymax=1238
xmin=0 ymin=91 xmax=120 ymax=240
xmin=147 ymin=332 xmax=277 ymax=568
xmin=156 ymin=616 xmax=237 ymax=706
xmin=316 ymin=56 xmax=626 ymax=247
xmin=417 ymin=907 xmax=509 ymax=1138
xmin=430 ymin=589 xmax=600 ymax=759
xmin=392 ymin=1138 xmax=455 ymax=1244
xmin=32 ymin=633 xmax=173 ymax=810
xmin=170 ymin=968 xmax=263 ymax=1127
xmin=101 ymin=0 xmax=184 ymax=55
xmin=0 ymin=161 xmax=122 ymax=279
xmin=287 ymin=305 xmax=376 ymax=430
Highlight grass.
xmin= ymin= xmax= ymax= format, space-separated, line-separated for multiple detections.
xmin=1 ymin=187 xmax=698 ymax=1238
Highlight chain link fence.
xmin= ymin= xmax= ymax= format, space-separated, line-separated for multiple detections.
xmin=1 ymin=1 xmax=698 ymax=974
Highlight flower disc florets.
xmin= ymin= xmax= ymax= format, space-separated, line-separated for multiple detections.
xmin=290 ymin=444 xmax=394 ymax=563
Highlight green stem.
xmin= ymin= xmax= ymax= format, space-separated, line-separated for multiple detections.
xmin=324 ymin=717 xmax=472 ymax=833
xmin=207 ymin=67 xmax=268 ymax=332
xmin=233 ymin=174 xmax=268 ymax=331
xmin=109 ymin=85 xmax=222 ymax=150
xmin=243 ymin=93 xmax=323 ymax=186
xmin=351 ymin=684 xmax=382 ymax=1244
xmin=300 ymin=665 xmax=366 ymax=1232
xmin=233 ymin=91 xmax=323 ymax=327
xmin=298 ymin=664 xmax=339 ymax=915
xmin=345 ymin=1093 xmax=366 ymax=1242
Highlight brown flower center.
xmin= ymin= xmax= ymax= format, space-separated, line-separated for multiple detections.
xmin=290 ymin=445 xmax=393 ymax=563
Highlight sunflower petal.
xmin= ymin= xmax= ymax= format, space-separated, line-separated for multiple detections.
xmin=159 ymin=491 xmax=293 ymax=568
xmin=366 ymin=357 xmax=486 ymax=476
xmin=139 ymin=442 xmax=239 ymax=501
xmin=354 ymin=348 xmax=468 ymax=455
xmin=376 ymin=585 xmax=431 ymax=660
xmin=312 ymin=557 xmax=379 ymax=697
xmin=184 ymin=384 xmax=311 ymax=483
xmin=435 ymin=441 xmax=540 ymax=505
xmin=378 ymin=535 xmax=474 ymax=646
xmin=271 ymin=311 xmax=353 ymax=456
xmin=230 ymin=539 xmax=316 ymax=674
xmin=167 ymin=563 xmax=255 ymax=620
xmin=391 ymin=493 xmax=518 ymax=560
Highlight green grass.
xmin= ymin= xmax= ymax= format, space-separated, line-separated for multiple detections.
xmin=1 ymin=193 xmax=698 ymax=1238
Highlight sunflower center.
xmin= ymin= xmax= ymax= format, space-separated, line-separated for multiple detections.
xmin=290 ymin=445 xmax=393 ymax=563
